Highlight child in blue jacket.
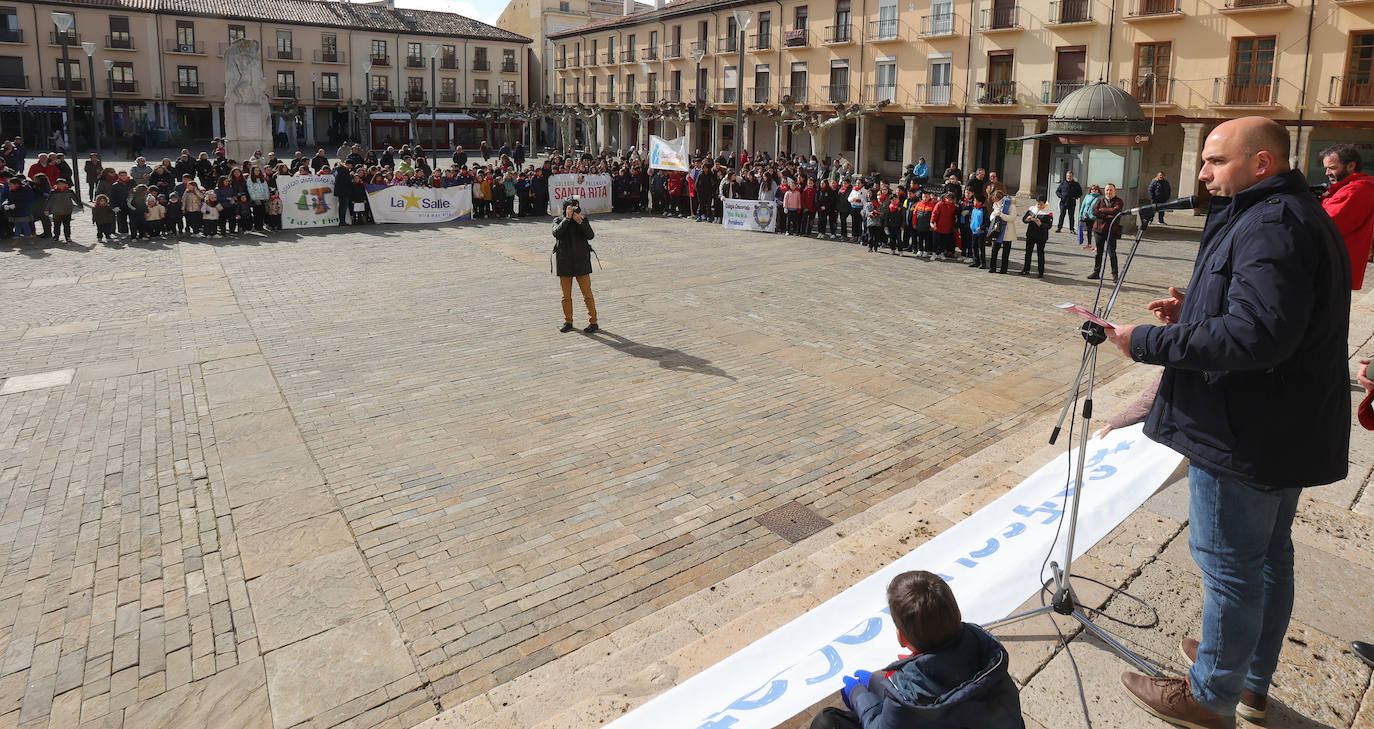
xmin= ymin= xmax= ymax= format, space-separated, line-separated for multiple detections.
xmin=811 ymin=571 xmax=1024 ymax=729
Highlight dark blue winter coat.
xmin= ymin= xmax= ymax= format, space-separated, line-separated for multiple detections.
xmin=1129 ymin=170 xmax=1351 ymax=489
xmin=849 ymin=623 xmax=1024 ymax=729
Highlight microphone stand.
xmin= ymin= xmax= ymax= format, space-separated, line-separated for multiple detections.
xmin=983 ymin=209 xmax=1162 ymax=678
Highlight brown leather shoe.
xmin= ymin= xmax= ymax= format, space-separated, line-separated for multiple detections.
xmin=1180 ymin=638 xmax=1269 ymax=722
xmin=1121 ymin=672 xmax=1234 ymax=729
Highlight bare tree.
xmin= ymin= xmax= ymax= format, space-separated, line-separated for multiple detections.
xmin=776 ymin=96 xmax=889 ymax=158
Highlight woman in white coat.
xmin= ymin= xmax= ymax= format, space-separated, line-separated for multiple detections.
xmin=987 ymin=193 xmax=1019 ymax=274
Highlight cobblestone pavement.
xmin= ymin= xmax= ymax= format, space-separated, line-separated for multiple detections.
xmin=0 ymin=205 xmax=1209 ymax=728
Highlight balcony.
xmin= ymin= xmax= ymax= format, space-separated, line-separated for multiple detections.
xmin=105 ymin=34 xmax=135 ymax=50
xmin=274 ymin=84 xmax=299 ymax=99
xmin=500 ymin=93 xmax=520 ymax=105
xmin=110 ymin=79 xmax=138 ymax=94
xmin=0 ymin=74 xmax=27 ymax=89
xmin=49 ymin=31 xmax=82 ymax=46
xmin=718 ymin=36 xmax=738 ymax=53
xmin=600 ymin=91 xmax=615 ymax=103
xmin=319 ymin=88 xmax=342 ymax=100
xmin=165 ymin=39 xmax=205 ymax=54
xmin=641 ymin=91 xmax=658 ymax=103
xmin=502 ymin=61 xmax=519 ymax=73
xmin=173 ymin=82 xmax=205 ymax=96
xmin=270 ymin=47 xmax=302 ymax=61
xmin=919 ymin=14 xmax=956 ymax=37
xmin=1221 ymin=0 xmax=1291 ymax=11
xmin=1120 ymin=76 xmax=1175 ymax=105
xmin=642 ymin=46 xmax=658 ymax=61
xmin=690 ymin=39 xmax=710 ymax=56
xmin=664 ymin=43 xmax=682 ymax=59
xmin=441 ymin=92 xmax=460 ymax=104
xmin=823 ymin=84 xmax=850 ymax=103
xmin=370 ymin=89 xmax=393 ymax=104
xmin=748 ymin=86 xmax=770 ymax=104
xmin=979 ymin=6 xmax=1022 ymax=31
xmin=1329 ymin=75 xmax=1374 ymax=107
xmin=553 ymin=92 xmax=569 ymax=103
xmin=869 ymin=18 xmax=902 ymax=41
xmin=406 ymin=55 xmax=426 ymax=68
xmin=976 ymin=80 xmax=1017 ymax=104
xmin=718 ymin=88 xmax=738 ymax=104
xmin=913 ymin=83 xmax=954 ymax=105
xmin=441 ymin=56 xmax=459 ymax=70
xmin=1048 ymin=0 xmax=1094 ymax=23
xmin=665 ymin=88 xmax=682 ymax=102
xmin=1125 ymin=0 xmax=1183 ymax=18
xmin=472 ymin=93 xmax=491 ymax=105
xmin=782 ymin=85 xmax=807 ymax=102
xmin=604 ymin=51 xmax=616 ymax=64
xmin=1042 ymin=80 xmax=1087 ymax=103
xmin=584 ymin=55 xmax=597 ymax=65
xmin=1213 ymin=75 xmax=1277 ymax=106
xmin=825 ymin=23 xmax=854 ymax=44
xmin=749 ymin=32 xmax=772 ymax=51
xmin=51 ymin=76 xmax=85 ymax=92
xmin=619 ymin=91 xmax=636 ymax=103
xmin=782 ymin=29 xmax=810 ymax=47
xmin=406 ymin=88 xmax=426 ymax=103
xmin=621 ymin=49 xmax=637 ymax=62
xmin=555 ymin=57 xmax=567 ymax=69
xmin=862 ymin=84 xmax=899 ymax=105
xmin=693 ymin=88 xmax=709 ymax=103
xmin=370 ymin=54 xmax=391 ymax=67
xmin=473 ymin=58 xmax=491 ymax=71
xmin=0 ymin=28 xmax=22 ymax=44
xmin=314 ymin=50 xmax=346 ymax=64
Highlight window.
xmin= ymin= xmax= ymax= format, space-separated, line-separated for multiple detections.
xmin=1052 ymin=46 xmax=1086 ymax=102
xmin=56 ymin=58 xmax=81 ymax=91
xmin=828 ymin=60 xmax=849 ymax=102
xmin=111 ymin=60 xmax=134 ymax=92
xmin=474 ymin=46 xmax=488 ymax=70
xmin=794 ymin=5 xmax=809 ymax=30
xmin=698 ymin=20 xmax=709 ymax=42
xmin=835 ymin=0 xmax=851 ymax=41
xmin=500 ymin=80 xmax=516 ymax=101
xmin=559 ymin=1 xmax=570 ymax=9
xmin=647 ymin=71 xmax=657 ymax=97
xmin=756 ymin=12 xmax=771 ymax=48
xmin=789 ymin=61 xmax=807 ymax=101
xmin=723 ymin=65 xmax=737 ymax=102
xmin=503 ymin=48 xmax=516 ymax=71
xmin=371 ymin=39 xmax=388 ymax=63
xmin=607 ymin=35 xmax=615 ymax=58
xmin=228 ymin=25 xmax=246 ymax=43
xmin=753 ymin=64 xmax=769 ymax=102
xmin=322 ymin=33 xmax=338 ymax=61
xmin=875 ymin=60 xmax=896 ymax=102
xmin=175 ymin=21 xmax=195 ymax=52
xmin=0 ymin=55 xmax=24 ymax=89
xmin=929 ymin=0 xmax=952 ymax=34
xmin=442 ymin=44 xmax=456 ymax=68
xmin=275 ymin=70 xmax=295 ymax=96
xmin=108 ymin=17 xmax=132 ymax=49
xmin=0 ymin=7 xmax=18 ymax=39
xmin=176 ymin=65 xmax=199 ymax=93
xmin=408 ymin=76 xmax=424 ymax=100
xmin=321 ymin=72 xmax=339 ymax=98
xmin=985 ymin=50 xmax=1013 ymax=102
xmin=884 ymin=124 xmax=903 ymax=162
xmin=1229 ymin=36 xmax=1275 ymax=104
xmin=475 ymin=78 xmax=489 ymax=101
xmin=442 ymin=77 xmax=457 ymax=101
xmin=276 ymin=31 xmax=293 ymax=57
xmin=408 ymin=41 xmax=422 ymax=64
xmin=1342 ymin=32 xmax=1374 ymax=106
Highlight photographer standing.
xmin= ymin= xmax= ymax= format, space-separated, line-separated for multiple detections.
xmin=553 ymin=198 xmax=598 ymax=333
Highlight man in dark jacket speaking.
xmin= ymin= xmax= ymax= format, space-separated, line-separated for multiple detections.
xmin=553 ymin=197 xmax=598 ymax=333
xmin=1106 ymin=117 xmax=1350 ymax=729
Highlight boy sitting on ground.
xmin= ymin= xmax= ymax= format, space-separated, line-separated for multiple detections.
xmin=811 ymin=570 xmax=1024 ymax=729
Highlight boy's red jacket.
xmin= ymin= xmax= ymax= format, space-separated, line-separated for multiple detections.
xmin=931 ymin=200 xmax=958 ymax=233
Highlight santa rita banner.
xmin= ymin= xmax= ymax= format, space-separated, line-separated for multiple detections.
xmin=364 ymin=184 xmax=473 ymax=224
xmin=279 ymin=175 xmax=340 ymax=229
xmin=722 ymin=197 xmax=778 ymax=232
xmin=649 ymin=135 xmax=689 ymax=171
xmin=547 ymin=174 xmax=612 ymax=215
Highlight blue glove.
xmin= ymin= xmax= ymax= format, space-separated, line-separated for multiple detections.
xmin=840 ymin=670 xmax=872 ymax=712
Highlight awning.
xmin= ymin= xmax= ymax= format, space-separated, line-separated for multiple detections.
xmin=368 ymin=111 xmax=475 ymax=121
xmin=0 ymin=96 xmax=68 ymax=113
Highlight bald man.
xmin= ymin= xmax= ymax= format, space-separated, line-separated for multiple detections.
xmin=1104 ymin=117 xmax=1351 ymax=728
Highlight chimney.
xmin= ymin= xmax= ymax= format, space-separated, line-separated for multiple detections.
xmin=623 ymin=0 xmax=634 ymax=14
xmin=655 ymin=0 xmax=664 ymax=8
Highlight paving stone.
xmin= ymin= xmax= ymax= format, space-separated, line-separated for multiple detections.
xmin=122 ymin=657 xmax=269 ymax=729
xmin=262 ymin=612 xmax=415 ymax=729
xmin=247 ymin=548 xmax=384 ymax=651
xmin=238 ymin=512 xmax=355 ymax=580
xmin=0 ymin=370 xmax=74 ymax=395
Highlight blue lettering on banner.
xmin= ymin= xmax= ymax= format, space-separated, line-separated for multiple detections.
xmin=804 ymin=646 xmax=843 ymax=685
xmin=834 ymin=617 xmax=883 ymax=645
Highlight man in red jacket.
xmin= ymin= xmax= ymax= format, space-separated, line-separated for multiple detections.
xmin=1320 ymin=144 xmax=1374 ymax=290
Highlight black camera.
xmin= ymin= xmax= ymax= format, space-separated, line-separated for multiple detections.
xmin=572 ymin=206 xmax=582 ymax=214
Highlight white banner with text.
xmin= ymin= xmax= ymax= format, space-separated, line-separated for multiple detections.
xmin=649 ymin=135 xmax=690 ymax=171
xmin=279 ymin=175 xmax=341 ymax=229
xmin=363 ymin=184 xmax=473 ymax=224
xmin=547 ymin=174 xmax=612 ymax=215
xmin=721 ymin=197 xmax=778 ymax=232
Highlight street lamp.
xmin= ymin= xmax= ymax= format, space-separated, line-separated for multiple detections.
xmin=360 ymin=61 xmax=373 ymax=147
xmin=689 ymin=45 xmax=705 ymax=157
xmin=311 ymin=71 xmax=317 ymax=146
xmin=103 ymin=59 xmax=114 ymax=153
xmin=731 ymin=9 xmax=751 ymax=167
xmin=81 ymin=42 xmax=99 ymax=165
xmin=428 ymin=43 xmax=441 ymax=169
xmin=52 ymin=12 xmax=80 ymax=195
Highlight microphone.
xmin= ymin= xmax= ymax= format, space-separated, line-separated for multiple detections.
xmin=1128 ymin=195 xmax=1196 ymax=216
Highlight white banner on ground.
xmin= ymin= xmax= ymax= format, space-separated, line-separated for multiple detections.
xmin=363 ymin=184 xmax=473 ymax=224
xmin=606 ymin=424 xmax=1183 ymax=729
xmin=721 ymin=197 xmax=778 ymax=232
xmin=279 ymin=175 xmax=341 ymax=229
xmin=547 ymin=174 xmax=612 ymax=215
xmin=649 ymin=135 xmax=689 ymax=171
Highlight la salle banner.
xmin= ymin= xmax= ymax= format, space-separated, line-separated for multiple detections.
xmin=279 ymin=175 xmax=340 ymax=229
xmin=649 ymin=135 xmax=689 ymax=171
xmin=722 ymin=197 xmax=778 ymax=232
xmin=547 ymin=174 xmax=612 ymax=215
xmin=364 ymin=184 xmax=473 ymax=224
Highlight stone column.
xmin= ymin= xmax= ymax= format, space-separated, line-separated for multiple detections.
xmin=1291 ymin=124 xmax=1314 ymax=173
xmin=902 ymin=115 xmax=917 ymax=168
xmin=638 ymin=113 xmax=649 ymax=150
xmin=596 ymin=110 xmax=608 ymax=153
xmin=959 ymin=116 xmax=975 ymax=175
xmin=1178 ymin=122 xmax=1205 ymax=206
xmin=305 ymin=108 xmax=316 ymax=146
xmin=211 ymin=103 xmax=223 ymax=138
xmin=1017 ymin=118 xmax=1040 ymax=199
xmin=855 ymin=116 xmax=867 ymax=173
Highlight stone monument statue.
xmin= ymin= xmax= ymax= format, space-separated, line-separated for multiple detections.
xmin=223 ymin=39 xmax=271 ymax=162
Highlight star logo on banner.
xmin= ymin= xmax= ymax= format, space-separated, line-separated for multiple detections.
xmin=400 ymin=190 xmax=423 ymax=210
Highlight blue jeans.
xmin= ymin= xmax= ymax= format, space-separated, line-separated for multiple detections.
xmin=1187 ymin=465 xmax=1300 ymax=715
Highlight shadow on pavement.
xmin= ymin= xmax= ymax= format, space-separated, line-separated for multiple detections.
xmin=584 ymin=329 xmax=736 ymax=380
